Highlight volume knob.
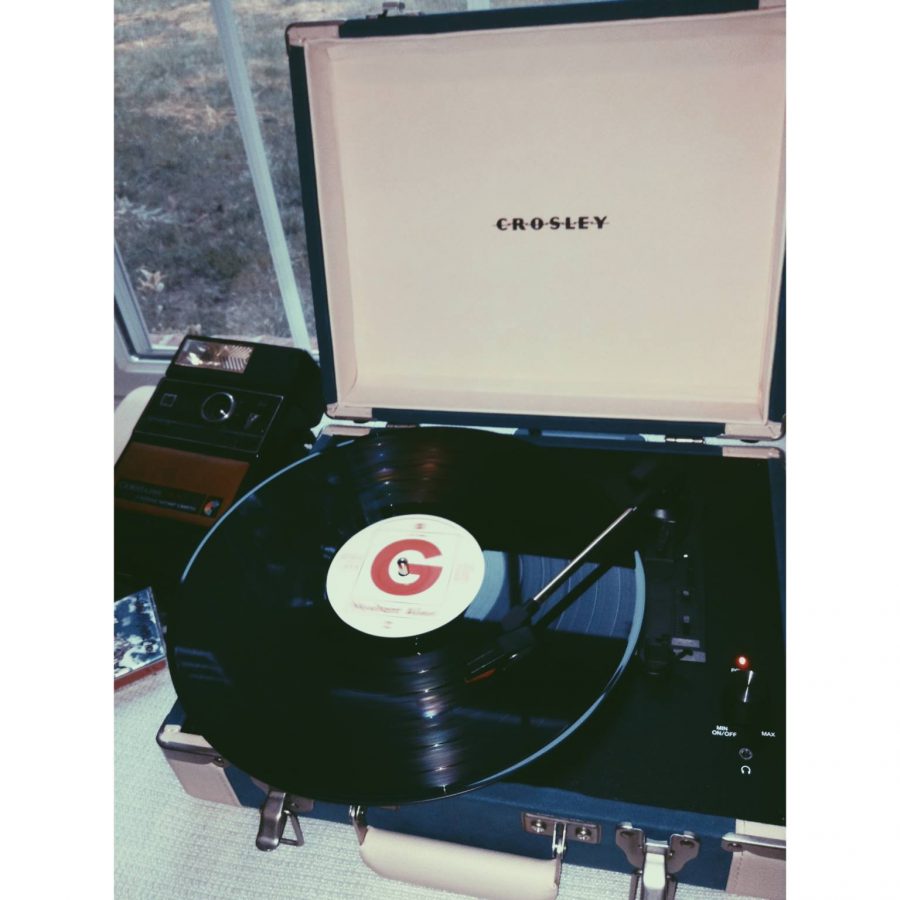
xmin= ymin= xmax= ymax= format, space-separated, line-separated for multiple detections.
xmin=725 ymin=668 xmax=767 ymax=725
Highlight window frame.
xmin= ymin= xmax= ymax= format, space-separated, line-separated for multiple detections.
xmin=114 ymin=0 xmax=313 ymax=399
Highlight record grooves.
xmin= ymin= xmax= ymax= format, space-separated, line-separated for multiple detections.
xmin=168 ymin=428 xmax=644 ymax=805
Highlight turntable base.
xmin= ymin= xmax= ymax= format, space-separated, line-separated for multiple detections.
xmin=117 ymin=673 xmax=765 ymax=900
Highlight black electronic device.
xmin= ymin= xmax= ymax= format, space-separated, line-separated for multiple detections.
xmin=167 ymin=426 xmax=785 ymax=822
xmin=115 ymin=335 xmax=323 ymax=611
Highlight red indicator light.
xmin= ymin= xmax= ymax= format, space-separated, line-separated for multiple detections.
xmin=735 ymin=655 xmax=750 ymax=670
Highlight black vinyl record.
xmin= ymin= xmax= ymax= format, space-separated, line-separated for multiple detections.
xmin=168 ymin=427 xmax=644 ymax=805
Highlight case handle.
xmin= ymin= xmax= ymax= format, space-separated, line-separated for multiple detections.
xmin=350 ymin=806 xmax=564 ymax=900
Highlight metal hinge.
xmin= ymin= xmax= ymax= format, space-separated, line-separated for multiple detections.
xmin=156 ymin=722 xmax=227 ymax=765
xmin=321 ymin=423 xmax=372 ymax=438
xmin=616 ymin=823 xmax=700 ymax=900
xmin=325 ymin=402 xmax=373 ymax=422
xmin=664 ymin=436 xmax=706 ymax=445
xmin=721 ymin=832 xmax=786 ymax=861
xmin=321 ymin=422 xmax=418 ymax=439
xmin=256 ymin=788 xmax=314 ymax=851
xmin=370 ymin=2 xmax=412 ymax=17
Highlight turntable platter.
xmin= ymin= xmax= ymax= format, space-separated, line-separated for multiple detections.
xmin=167 ymin=427 xmax=644 ymax=805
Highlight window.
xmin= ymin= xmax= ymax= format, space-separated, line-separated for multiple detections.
xmin=115 ymin=0 xmax=310 ymax=361
xmin=114 ymin=1 xmax=586 ymax=377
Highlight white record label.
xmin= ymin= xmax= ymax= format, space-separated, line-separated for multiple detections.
xmin=326 ymin=514 xmax=486 ymax=638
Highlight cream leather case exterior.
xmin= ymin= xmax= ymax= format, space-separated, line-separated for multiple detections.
xmin=291 ymin=6 xmax=785 ymax=439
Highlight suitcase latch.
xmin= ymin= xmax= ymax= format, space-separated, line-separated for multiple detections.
xmin=615 ymin=823 xmax=700 ymax=900
xmin=522 ymin=813 xmax=600 ymax=845
xmin=256 ymin=789 xmax=314 ymax=851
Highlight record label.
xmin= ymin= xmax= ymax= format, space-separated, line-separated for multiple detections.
xmin=326 ymin=514 xmax=485 ymax=638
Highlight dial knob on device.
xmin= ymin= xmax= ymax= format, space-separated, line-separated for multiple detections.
xmin=201 ymin=391 xmax=236 ymax=423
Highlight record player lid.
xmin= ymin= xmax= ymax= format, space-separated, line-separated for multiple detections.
xmin=289 ymin=4 xmax=785 ymax=439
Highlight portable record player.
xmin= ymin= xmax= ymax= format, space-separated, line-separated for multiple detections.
xmin=158 ymin=2 xmax=786 ymax=898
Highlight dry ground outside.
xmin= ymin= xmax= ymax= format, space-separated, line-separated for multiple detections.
xmin=114 ymin=1 xmax=463 ymax=346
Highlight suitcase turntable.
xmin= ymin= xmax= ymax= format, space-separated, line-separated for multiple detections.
xmin=160 ymin=2 xmax=786 ymax=897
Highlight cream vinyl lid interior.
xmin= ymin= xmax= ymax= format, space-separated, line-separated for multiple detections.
xmin=299 ymin=8 xmax=785 ymax=434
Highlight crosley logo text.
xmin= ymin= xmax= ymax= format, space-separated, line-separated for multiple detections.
xmin=496 ymin=216 xmax=608 ymax=232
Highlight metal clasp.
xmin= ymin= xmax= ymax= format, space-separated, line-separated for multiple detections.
xmin=256 ymin=789 xmax=313 ymax=851
xmin=349 ymin=804 xmax=368 ymax=844
xmin=616 ymin=823 xmax=700 ymax=900
xmin=520 ymin=818 xmax=569 ymax=889
xmin=522 ymin=813 xmax=600 ymax=846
